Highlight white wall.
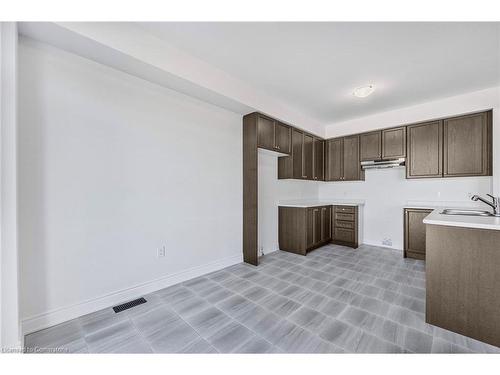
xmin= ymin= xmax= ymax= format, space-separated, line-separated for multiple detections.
xmin=0 ymin=22 xmax=21 ymax=349
xmin=18 ymin=38 xmax=243 ymax=333
xmin=258 ymin=151 xmax=317 ymax=255
xmin=320 ymin=87 xmax=499 ymax=250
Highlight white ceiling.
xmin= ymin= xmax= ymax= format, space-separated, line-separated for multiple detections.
xmin=137 ymin=22 xmax=500 ymax=125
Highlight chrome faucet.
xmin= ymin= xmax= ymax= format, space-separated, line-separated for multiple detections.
xmin=471 ymin=194 xmax=500 ymax=217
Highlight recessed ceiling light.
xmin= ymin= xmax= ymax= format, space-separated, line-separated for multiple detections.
xmin=353 ymin=84 xmax=375 ymax=98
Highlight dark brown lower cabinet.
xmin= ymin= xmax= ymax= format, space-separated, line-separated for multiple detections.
xmin=332 ymin=206 xmax=358 ymax=248
xmin=426 ymin=224 xmax=500 ymax=348
xmin=404 ymin=208 xmax=432 ymax=260
xmin=279 ymin=205 xmax=332 ymax=255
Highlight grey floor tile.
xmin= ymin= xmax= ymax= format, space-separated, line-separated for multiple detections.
xmin=233 ymin=336 xmax=273 ymax=353
xmin=125 ymin=293 xmax=165 ymax=318
xmin=358 ymin=284 xmax=382 ymax=298
xmin=223 ymin=277 xmax=254 ymax=293
xmin=85 ymin=320 xmax=139 ymax=353
xmin=319 ymin=319 xmax=363 ymax=351
xmin=260 ymin=319 xmax=298 ymax=345
xmin=274 ymin=325 xmax=318 ymax=353
xmin=25 ymin=319 xmax=84 ymax=349
xmin=387 ymin=305 xmax=434 ymax=335
xmin=259 ymin=294 xmax=301 ymax=317
xmin=303 ymin=293 xmax=328 ymax=310
xmin=184 ymin=306 xmax=233 ymax=339
xmin=131 ymin=305 xmax=181 ymax=336
xmin=355 ymin=332 xmax=404 ymax=353
xmin=79 ymin=307 xmax=129 ymax=337
xmin=241 ymin=285 xmax=271 ymax=302
xmin=319 ymin=298 xmax=348 ymax=318
xmin=177 ymin=338 xmax=218 ymax=353
xmin=339 ymin=306 xmax=377 ymax=329
xmin=206 ymin=270 xmax=233 ymax=282
xmin=204 ymin=287 xmax=234 ymax=304
xmin=431 ymin=337 xmax=472 ymax=353
xmin=207 ymin=321 xmax=254 ymax=352
xmin=217 ymin=295 xmax=254 ymax=318
xmin=147 ymin=319 xmax=200 ymax=353
xmin=288 ymin=306 xmax=328 ymax=333
xmin=160 ymin=286 xmax=197 ymax=306
xmin=350 ymin=295 xmax=391 ymax=316
xmin=401 ymin=327 xmax=433 ymax=353
xmin=171 ymin=295 xmax=210 ymax=317
xmin=266 ymin=279 xmax=291 ymax=293
xmin=110 ymin=336 xmax=153 ymax=353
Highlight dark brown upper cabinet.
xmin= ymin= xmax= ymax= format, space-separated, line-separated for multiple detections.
xmin=325 ymin=136 xmax=363 ymax=181
xmin=360 ymin=131 xmax=382 ymax=161
xmin=283 ymin=129 xmax=315 ymax=180
xmin=325 ymin=138 xmax=343 ymax=181
xmin=443 ymin=111 xmax=492 ymax=177
xmin=275 ymin=121 xmax=292 ymax=154
xmin=382 ymin=126 xmax=406 ymax=159
xmin=343 ymin=135 xmax=363 ymax=181
xmin=406 ymin=120 xmax=443 ymax=179
xmin=291 ymin=128 xmax=304 ymax=179
xmin=303 ymin=134 xmax=314 ymax=180
xmin=257 ymin=114 xmax=291 ymax=154
xmin=313 ymin=137 xmax=325 ymax=181
xmin=360 ymin=127 xmax=406 ymax=161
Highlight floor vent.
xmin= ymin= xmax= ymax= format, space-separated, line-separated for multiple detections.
xmin=112 ymin=297 xmax=147 ymax=313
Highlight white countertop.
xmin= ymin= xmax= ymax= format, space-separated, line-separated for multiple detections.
xmin=423 ymin=208 xmax=500 ymax=231
xmin=278 ymin=199 xmax=365 ymax=208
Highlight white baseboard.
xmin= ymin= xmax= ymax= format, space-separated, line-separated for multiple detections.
xmin=21 ymin=253 xmax=243 ymax=336
xmin=361 ymin=241 xmax=403 ymax=252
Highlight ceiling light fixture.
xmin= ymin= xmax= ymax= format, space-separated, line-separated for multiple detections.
xmin=353 ymin=84 xmax=375 ymax=98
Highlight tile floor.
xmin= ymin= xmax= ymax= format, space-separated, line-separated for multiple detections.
xmin=24 ymin=244 xmax=500 ymax=353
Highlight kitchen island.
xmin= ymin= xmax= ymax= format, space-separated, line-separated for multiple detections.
xmin=424 ymin=209 xmax=500 ymax=348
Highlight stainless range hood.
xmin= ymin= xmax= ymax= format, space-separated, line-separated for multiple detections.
xmin=361 ymin=158 xmax=405 ymax=170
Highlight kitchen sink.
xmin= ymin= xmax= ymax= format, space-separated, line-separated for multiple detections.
xmin=440 ymin=209 xmax=493 ymax=217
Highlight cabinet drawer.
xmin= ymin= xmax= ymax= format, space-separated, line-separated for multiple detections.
xmin=335 ymin=220 xmax=354 ymax=229
xmin=334 ymin=228 xmax=355 ymax=243
xmin=335 ymin=206 xmax=355 ymax=213
xmin=335 ymin=212 xmax=355 ymax=221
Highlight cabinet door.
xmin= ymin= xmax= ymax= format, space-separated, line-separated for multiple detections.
xmin=360 ymin=131 xmax=382 ymax=161
xmin=343 ymin=135 xmax=361 ymax=181
xmin=321 ymin=206 xmax=332 ymax=242
xmin=406 ymin=120 xmax=443 ymax=179
xmin=292 ymin=129 xmax=304 ymax=179
xmin=303 ymin=134 xmax=314 ymax=180
xmin=325 ymin=138 xmax=343 ymax=181
xmin=443 ymin=111 xmax=491 ymax=177
xmin=313 ymin=138 xmax=324 ymax=181
xmin=275 ymin=122 xmax=291 ymax=154
xmin=404 ymin=208 xmax=432 ymax=260
xmin=306 ymin=208 xmax=315 ymax=248
xmin=257 ymin=115 xmax=275 ymax=150
xmin=313 ymin=208 xmax=322 ymax=245
xmin=382 ymin=126 xmax=406 ymax=159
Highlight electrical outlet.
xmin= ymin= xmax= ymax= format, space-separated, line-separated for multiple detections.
xmin=382 ymin=238 xmax=393 ymax=247
xmin=157 ymin=246 xmax=166 ymax=257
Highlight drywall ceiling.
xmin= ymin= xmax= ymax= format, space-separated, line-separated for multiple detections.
xmin=137 ymin=22 xmax=500 ymax=124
